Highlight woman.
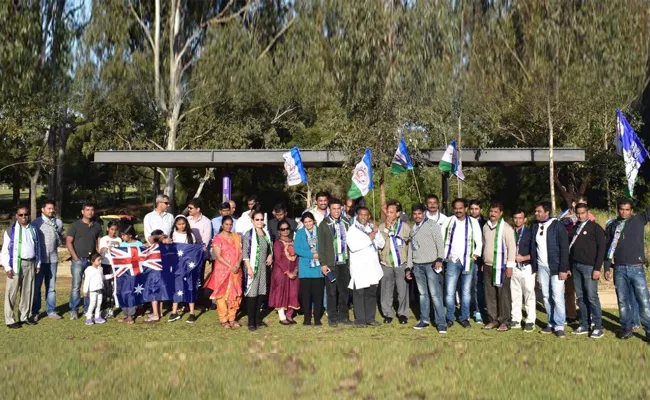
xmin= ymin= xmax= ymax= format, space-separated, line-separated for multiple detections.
xmin=294 ymin=212 xmax=325 ymax=326
xmin=117 ymin=225 xmax=143 ymax=324
xmin=269 ymin=220 xmax=300 ymax=325
xmin=168 ymin=215 xmax=199 ymax=324
xmin=242 ymin=210 xmax=273 ymax=331
xmin=204 ymin=216 xmax=243 ymax=328
xmin=98 ymin=221 xmax=122 ymax=318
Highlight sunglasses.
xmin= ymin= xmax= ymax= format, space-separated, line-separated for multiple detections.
xmin=163 ymin=202 xmax=169 ymax=205
xmin=17 ymin=213 xmax=29 ymax=217
xmin=254 ymin=218 xmax=264 ymax=222
xmin=279 ymin=228 xmax=290 ymax=231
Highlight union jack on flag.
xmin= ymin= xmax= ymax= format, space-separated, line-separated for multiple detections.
xmin=109 ymin=244 xmax=163 ymax=277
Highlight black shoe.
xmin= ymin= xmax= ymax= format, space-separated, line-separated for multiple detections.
xmin=524 ymin=323 xmax=535 ymax=332
xmin=460 ymin=320 xmax=471 ymax=329
xmin=248 ymin=325 xmax=257 ymax=331
xmin=340 ymin=319 xmax=354 ymax=326
xmin=367 ymin=320 xmax=381 ymax=327
xmin=619 ymin=330 xmax=634 ymax=340
xmin=168 ymin=313 xmax=181 ymax=322
xmin=398 ymin=315 xmax=408 ymax=324
xmin=355 ymin=322 xmax=366 ymax=328
xmin=186 ymin=314 xmax=197 ymax=324
xmin=257 ymin=321 xmax=268 ymax=328
xmin=303 ymin=320 xmax=312 ymax=326
xmin=7 ymin=323 xmax=21 ymax=329
xmin=22 ymin=319 xmax=37 ymax=326
xmin=328 ymin=320 xmax=338 ymax=327
xmin=383 ymin=317 xmax=393 ymax=324
xmin=446 ymin=320 xmax=454 ymax=329
xmin=314 ymin=321 xmax=323 ymax=327
xmin=280 ymin=319 xmax=292 ymax=326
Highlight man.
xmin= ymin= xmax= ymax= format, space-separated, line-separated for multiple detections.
xmin=425 ymin=194 xmax=447 ymax=226
xmin=235 ymin=195 xmax=268 ymax=234
xmin=306 ymin=191 xmax=330 ymax=226
xmin=347 ymin=207 xmax=385 ymax=327
xmin=344 ymin=198 xmax=355 ymax=219
xmin=441 ymin=198 xmax=483 ymax=328
xmin=510 ymin=209 xmax=536 ymax=332
xmin=317 ymin=198 xmax=353 ymax=326
xmin=481 ymin=202 xmax=516 ymax=331
xmin=32 ymin=199 xmax=64 ymax=320
xmin=228 ymin=200 xmax=237 ymax=217
xmin=268 ymin=203 xmax=298 ymax=242
xmin=378 ymin=200 xmax=411 ymax=324
xmin=406 ymin=203 xmax=446 ymax=333
xmin=531 ymin=201 xmax=569 ymax=338
xmin=468 ymin=199 xmax=486 ymax=324
xmin=187 ymin=198 xmax=212 ymax=248
xmin=211 ymin=202 xmax=237 ymax=234
xmin=1 ymin=206 xmax=41 ymax=328
xmin=143 ymin=194 xmax=174 ymax=244
xmin=569 ymin=203 xmax=606 ymax=338
xmin=66 ymin=202 xmax=102 ymax=319
xmin=604 ymin=199 xmax=650 ymax=342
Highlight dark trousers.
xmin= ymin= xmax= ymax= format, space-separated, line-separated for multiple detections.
xmin=299 ymin=278 xmax=325 ymax=324
xmin=324 ymin=263 xmax=351 ymax=323
xmin=483 ymin=266 xmax=512 ymax=324
xmin=353 ymin=284 xmax=378 ymax=325
xmin=565 ymin=274 xmax=577 ymax=320
xmin=246 ymin=295 xmax=266 ymax=327
xmin=572 ymin=263 xmax=603 ymax=329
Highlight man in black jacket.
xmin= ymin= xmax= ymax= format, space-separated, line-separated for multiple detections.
xmin=604 ymin=198 xmax=650 ymax=342
xmin=531 ymin=201 xmax=569 ymax=338
xmin=569 ymin=203 xmax=606 ymax=338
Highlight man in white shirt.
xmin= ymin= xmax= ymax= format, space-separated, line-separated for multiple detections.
xmin=1 ymin=206 xmax=41 ymax=329
xmin=441 ymin=198 xmax=483 ymax=329
xmin=426 ymin=194 xmax=447 ymax=226
xmin=346 ymin=207 xmax=385 ymax=327
xmin=32 ymin=199 xmax=64 ymax=320
xmin=235 ymin=195 xmax=268 ymax=234
xmin=143 ymin=195 xmax=174 ymax=244
xmin=304 ymin=191 xmax=330 ymax=226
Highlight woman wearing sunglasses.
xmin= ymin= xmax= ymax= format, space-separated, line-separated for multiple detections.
xmin=269 ymin=220 xmax=300 ymax=325
xmin=242 ymin=210 xmax=273 ymax=331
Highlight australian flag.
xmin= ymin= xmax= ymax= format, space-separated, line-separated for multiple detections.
xmin=109 ymin=243 xmax=204 ymax=307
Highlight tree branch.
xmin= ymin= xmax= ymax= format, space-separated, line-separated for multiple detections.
xmin=271 ymin=105 xmax=297 ymax=125
xmin=205 ymin=0 xmax=251 ymax=26
xmin=497 ymin=25 xmax=532 ymax=83
xmin=180 ymin=128 xmax=215 ymax=149
xmin=129 ymin=1 xmax=155 ymax=51
xmin=258 ymin=16 xmax=296 ymax=61
xmin=0 ymin=160 xmax=45 ymax=173
xmin=146 ymin=138 xmax=165 ymax=150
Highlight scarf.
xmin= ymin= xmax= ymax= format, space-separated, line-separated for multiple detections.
xmin=443 ymin=217 xmax=475 ymax=273
xmin=306 ymin=228 xmax=320 ymax=268
xmin=8 ymin=222 xmax=39 ymax=274
xmin=354 ymin=223 xmax=376 ymax=251
xmin=607 ymin=220 xmax=626 ymax=260
xmin=388 ymin=220 xmax=404 ymax=267
xmin=328 ymin=217 xmax=348 ymax=264
xmin=248 ymin=229 xmax=272 ymax=276
xmin=491 ymin=218 xmax=505 ymax=287
xmin=569 ymin=221 xmax=588 ymax=249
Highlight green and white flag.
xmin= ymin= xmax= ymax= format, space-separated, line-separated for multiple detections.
xmin=348 ymin=148 xmax=373 ymax=200
xmin=439 ymin=140 xmax=465 ymax=180
xmin=391 ymin=137 xmax=414 ymax=174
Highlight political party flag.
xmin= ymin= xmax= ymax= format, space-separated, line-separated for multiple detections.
xmin=391 ymin=137 xmax=414 ymax=174
xmin=109 ymin=243 xmax=204 ymax=307
xmin=348 ymin=148 xmax=373 ymax=199
xmin=439 ymin=140 xmax=465 ymax=180
xmin=283 ymin=146 xmax=308 ymax=186
xmin=615 ymin=109 xmax=649 ymax=198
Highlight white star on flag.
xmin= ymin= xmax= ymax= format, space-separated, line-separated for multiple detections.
xmin=133 ymin=284 xmax=144 ymax=295
xmin=177 ymin=250 xmax=184 ymax=257
xmin=183 ymin=277 xmax=187 ymax=281
xmin=177 ymin=290 xmax=184 ymax=296
xmin=188 ymin=262 xmax=195 ymax=269
xmin=170 ymin=267 xmax=173 ymax=272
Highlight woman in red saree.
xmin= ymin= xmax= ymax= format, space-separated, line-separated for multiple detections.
xmin=269 ymin=220 xmax=300 ymax=325
xmin=204 ymin=216 xmax=243 ymax=328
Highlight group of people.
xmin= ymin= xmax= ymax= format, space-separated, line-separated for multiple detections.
xmin=2 ymin=191 xmax=650 ymax=343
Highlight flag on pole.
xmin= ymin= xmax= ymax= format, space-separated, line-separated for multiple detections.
xmin=391 ymin=137 xmax=414 ymax=174
xmin=615 ymin=109 xmax=649 ymax=198
xmin=348 ymin=148 xmax=373 ymax=199
xmin=439 ymin=140 xmax=465 ymax=180
xmin=283 ymin=146 xmax=308 ymax=186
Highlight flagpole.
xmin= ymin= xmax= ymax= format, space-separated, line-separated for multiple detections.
xmin=410 ymin=169 xmax=422 ymax=203
xmin=306 ymin=182 xmax=312 ymax=209
xmin=372 ymin=189 xmax=377 ymax=221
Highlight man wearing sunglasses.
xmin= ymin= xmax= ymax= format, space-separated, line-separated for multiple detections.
xmin=530 ymin=201 xmax=569 ymax=338
xmin=2 ymin=206 xmax=41 ymax=328
xmin=144 ymin=194 xmax=174 ymax=245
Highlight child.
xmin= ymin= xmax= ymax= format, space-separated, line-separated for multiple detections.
xmin=83 ymin=253 xmax=107 ymax=325
xmin=98 ymin=221 xmax=122 ymax=318
xmin=168 ymin=215 xmax=198 ymax=323
xmin=118 ymin=225 xmax=143 ymax=324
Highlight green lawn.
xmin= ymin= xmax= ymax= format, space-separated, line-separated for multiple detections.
xmin=1 ymin=287 xmax=649 ymax=399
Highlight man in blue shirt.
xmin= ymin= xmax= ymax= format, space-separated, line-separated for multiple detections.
xmin=211 ymin=202 xmax=237 ymax=235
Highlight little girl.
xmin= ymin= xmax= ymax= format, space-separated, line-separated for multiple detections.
xmin=118 ymin=225 xmax=143 ymax=324
xmin=98 ymin=221 xmax=122 ymax=318
xmin=168 ymin=215 xmax=198 ymax=323
xmin=83 ymin=253 xmax=107 ymax=325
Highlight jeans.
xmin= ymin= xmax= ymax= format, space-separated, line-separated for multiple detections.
xmin=572 ymin=263 xmax=602 ymax=330
xmin=629 ymin=284 xmax=640 ymax=327
xmin=33 ymin=262 xmax=58 ymax=315
xmin=537 ymin=264 xmax=566 ymax=331
xmin=614 ymin=265 xmax=650 ymax=332
xmin=70 ymin=258 xmax=90 ymax=314
xmin=444 ymin=260 xmax=473 ymax=322
xmin=472 ymin=262 xmax=485 ymax=320
xmin=413 ymin=263 xmax=446 ymax=328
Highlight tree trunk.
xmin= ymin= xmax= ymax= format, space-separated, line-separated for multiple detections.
xmin=30 ymin=172 xmax=40 ymax=219
xmin=547 ymin=95 xmax=556 ymax=215
xmin=56 ymin=127 xmax=66 ymax=217
xmin=48 ymin=129 xmax=56 ymax=199
xmin=152 ymin=168 xmax=161 ymax=199
xmin=179 ymin=168 xmax=214 ymax=215
xmin=12 ymin=170 xmax=21 ymax=206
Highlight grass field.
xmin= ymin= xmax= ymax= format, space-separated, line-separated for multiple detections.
xmin=1 ymin=283 xmax=649 ymax=399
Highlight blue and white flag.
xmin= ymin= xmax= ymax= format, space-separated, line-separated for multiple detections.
xmin=348 ymin=148 xmax=373 ymax=199
xmin=283 ymin=146 xmax=308 ymax=186
xmin=439 ymin=140 xmax=465 ymax=180
xmin=391 ymin=137 xmax=414 ymax=174
xmin=616 ymin=109 xmax=649 ymax=198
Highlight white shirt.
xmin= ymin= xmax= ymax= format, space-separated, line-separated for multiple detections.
xmin=235 ymin=211 xmax=268 ymax=235
xmin=445 ymin=216 xmax=483 ymax=261
xmin=304 ymin=206 xmax=329 ymax=226
xmin=99 ymin=235 xmax=122 ymax=265
xmin=346 ymin=223 xmax=385 ymax=290
xmin=426 ymin=211 xmax=447 ymax=227
xmin=143 ymin=210 xmax=174 ymax=244
xmin=83 ymin=266 xmax=105 ymax=293
xmin=172 ymin=231 xmax=196 ymax=244
xmin=535 ymin=219 xmax=555 ymax=267
xmin=1 ymin=224 xmax=37 ymax=272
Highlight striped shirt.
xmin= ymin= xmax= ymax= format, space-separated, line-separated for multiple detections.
xmin=32 ymin=215 xmax=63 ymax=263
xmin=407 ymin=219 xmax=444 ymax=268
